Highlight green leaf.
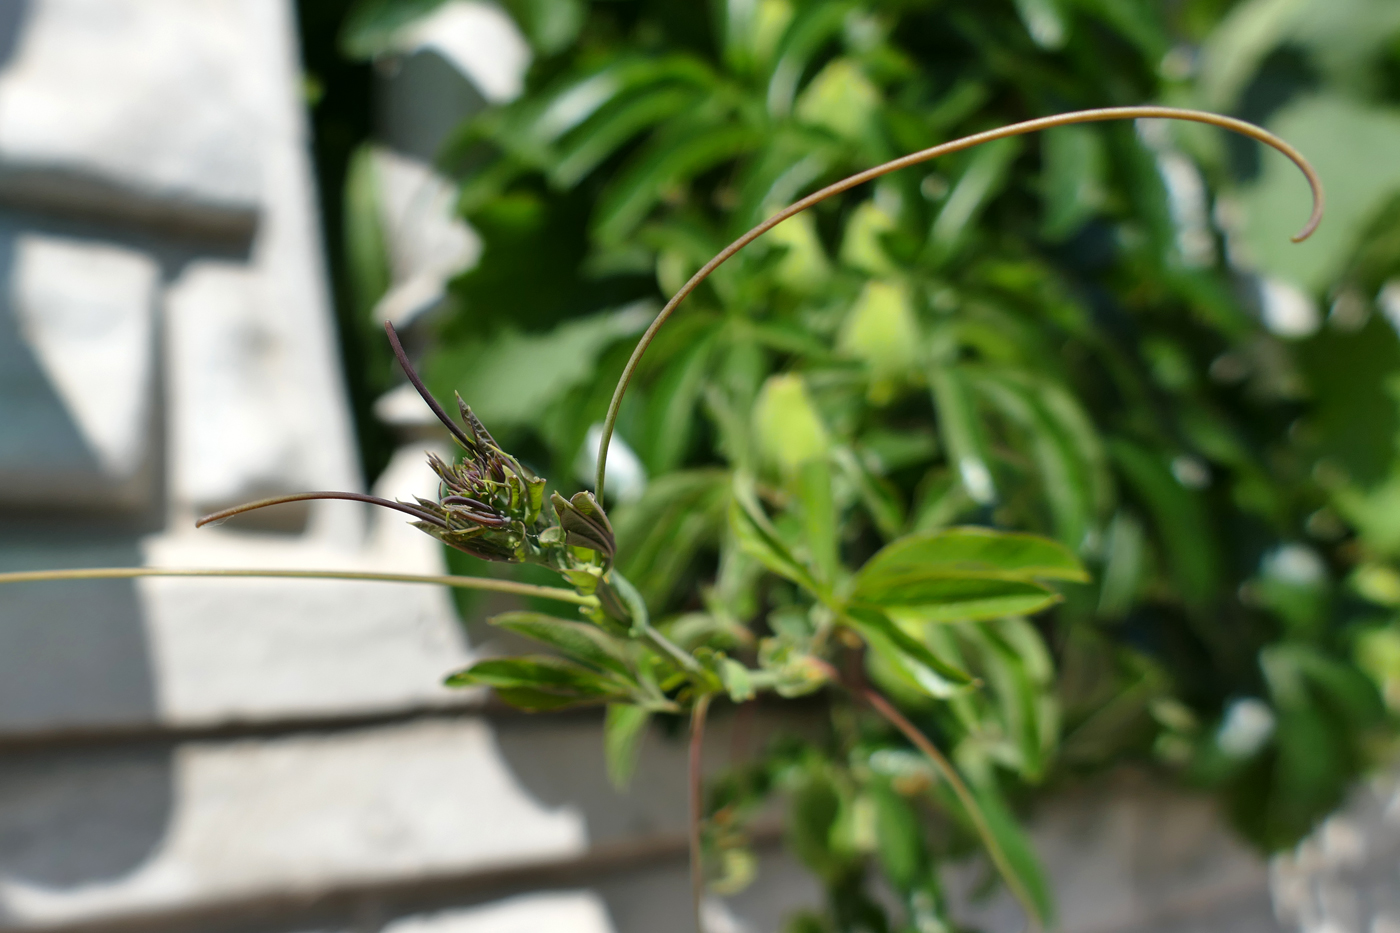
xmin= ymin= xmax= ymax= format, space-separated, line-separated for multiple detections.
xmin=604 ymin=704 xmax=651 ymax=789
xmin=865 ymin=578 xmax=1062 ymax=625
xmin=839 ymin=201 xmax=898 ymax=275
xmin=796 ymin=458 xmax=838 ymax=583
xmin=754 ymin=373 xmax=831 ymax=476
xmin=1108 ymin=438 xmax=1219 ymax=606
xmin=967 ymin=621 xmax=1056 ymax=779
xmin=765 ymin=0 xmax=852 ymax=117
xmin=729 ymin=472 xmax=819 ymax=591
xmin=852 ymin=528 xmax=1082 ymax=623
xmin=928 ymin=366 xmax=997 ymax=505
xmin=846 ymin=607 xmax=975 ymax=695
xmin=500 ymin=56 xmax=714 ymax=156
xmin=857 ymin=527 xmax=1090 ymax=587
xmin=766 ymin=212 xmax=831 ymax=292
xmin=839 ymin=280 xmax=921 ymax=403
xmin=594 ymin=123 xmax=761 ymax=245
xmin=965 ymin=781 xmax=1055 ymax=927
xmin=445 ymin=656 xmax=630 ymax=709
xmin=342 ymin=145 xmax=392 ymax=321
xmin=1097 ymin=511 xmax=1147 ymax=619
xmin=1041 ymin=124 xmax=1107 ymax=241
xmin=971 ymin=371 xmax=1099 ymax=548
xmin=1013 ymin=0 xmax=1066 ymax=49
xmin=487 ymin=611 xmax=633 ymax=678
xmin=794 ymin=58 xmax=881 ymax=140
xmin=870 ymin=782 xmax=925 ymax=890
xmin=614 ymin=469 xmax=729 ymax=609
xmin=551 ymin=85 xmax=706 ymax=187
xmin=645 ymin=329 xmax=717 ymax=474
xmin=720 ymin=657 xmax=758 ymax=702
xmin=429 ymin=303 xmax=653 ymax=429
xmin=832 ymin=447 xmax=905 ymax=540
xmin=929 ymin=137 xmax=1022 ymax=262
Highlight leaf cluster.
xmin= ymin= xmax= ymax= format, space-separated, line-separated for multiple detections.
xmin=338 ymin=0 xmax=1400 ymax=927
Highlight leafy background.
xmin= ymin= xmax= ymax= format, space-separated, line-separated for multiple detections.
xmin=304 ymin=0 xmax=1400 ymax=929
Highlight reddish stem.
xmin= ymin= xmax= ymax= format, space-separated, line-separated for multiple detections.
xmin=689 ymin=692 xmax=713 ymax=933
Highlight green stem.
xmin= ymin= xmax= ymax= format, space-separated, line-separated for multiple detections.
xmin=0 ymin=567 xmax=598 ymax=606
xmin=594 ymin=104 xmax=1325 ymax=501
xmin=607 ymin=570 xmax=705 ymax=674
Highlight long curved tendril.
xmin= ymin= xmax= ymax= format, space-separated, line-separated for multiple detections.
xmin=196 ymin=491 xmax=447 ymax=529
xmin=193 ymin=324 xmax=467 ymax=531
xmin=594 ymin=105 xmax=1326 ymax=501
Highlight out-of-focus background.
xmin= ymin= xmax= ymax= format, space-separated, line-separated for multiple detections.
xmin=2 ymin=1 xmax=1400 ymax=932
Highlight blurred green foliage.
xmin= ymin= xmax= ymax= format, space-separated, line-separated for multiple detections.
xmin=339 ymin=0 xmax=1400 ymax=928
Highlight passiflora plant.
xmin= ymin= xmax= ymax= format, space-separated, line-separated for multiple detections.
xmin=4 ymin=101 xmax=1322 ymax=931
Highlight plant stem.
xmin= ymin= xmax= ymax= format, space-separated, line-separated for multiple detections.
xmin=860 ymin=686 xmax=1042 ymax=932
xmin=689 ymin=692 xmax=713 ymax=933
xmin=0 ymin=567 xmax=598 ymax=606
xmin=644 ymin=622 xmax=705 ymax=674
xmin=196 ymin=491 xmax=447 ymax=528
xmin=594 ymin=104 xmax=1325 ymax=501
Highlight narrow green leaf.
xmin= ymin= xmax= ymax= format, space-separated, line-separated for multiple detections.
xmin=928 ymin=366 xmax=997 ymax=505
xmin=857 ymin=527 xmax=1090 ymax=587
xmin=972 ymin=371 xmax=1097 ymax=548
xmin=1108 ymin=438 xmax=1219 ymax=606
xmin=1097 ymin=510 xmax=1146 ymax=619
xmin=965 ymin=781 xmax=1055 ymax=927
xmin=444 ymin=656 xmax=628 ymax=709
xmin=594 ymin=123 xmax=761 ymax=244
xmin=604 ymin=704 xmax=651 ymax=789
xmin=797 ymin=458 xmax=838 ymax=583
xmin=342 ymin=145 xmax=392 ymax=321
xmin=720 ymin=658 xmax=757 ymax=702
xmin=730 ymin=472 xmax=819 ymax=591
xmin=833 ymin=447 xmax=905 ymax=540
xmin=846 ymin=607 xmax=975 ymax=695
xmin=874 ymin=579 xmax=1062 ymax=625
xmin=645 ymin=330 xmax=717 ymax=474
xmin=487 ymin=611 xmax=633 ymax=678
xmin=929 ymin=137 xmax=1022 ymax=261
xmin=870 ymin=783 xmax=925 ymax=890
xmin=1041 ymin=124 xmax=1106 ymax=240
xmin=551 ymin=85 xmax=704 ymax=187
xmin=499 ymin=0 xmax=584 ymax=55
xmin=614 ymin=469 xmax=730 ymax=609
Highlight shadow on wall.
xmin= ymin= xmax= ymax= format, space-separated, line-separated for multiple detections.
xmin=0 ymin=0 xmax=174 ymax=907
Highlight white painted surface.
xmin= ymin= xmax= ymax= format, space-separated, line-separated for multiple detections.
xmin=144 ymin=445 xmax=472 ymax=724
xmin=0 ymin=720 xmax=588 ymax=925
xmin=11 ymin=233 xmax=157 ymax=478
xmin=383 ymin=891 xmax=615 ymax=933
xmin=371 ymin=146 xmax=480 ymax=327
xmin=0 ymin=0 xmax=264 ymax=208
xmin=391 ymin=2 xmax=531 ymax=104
